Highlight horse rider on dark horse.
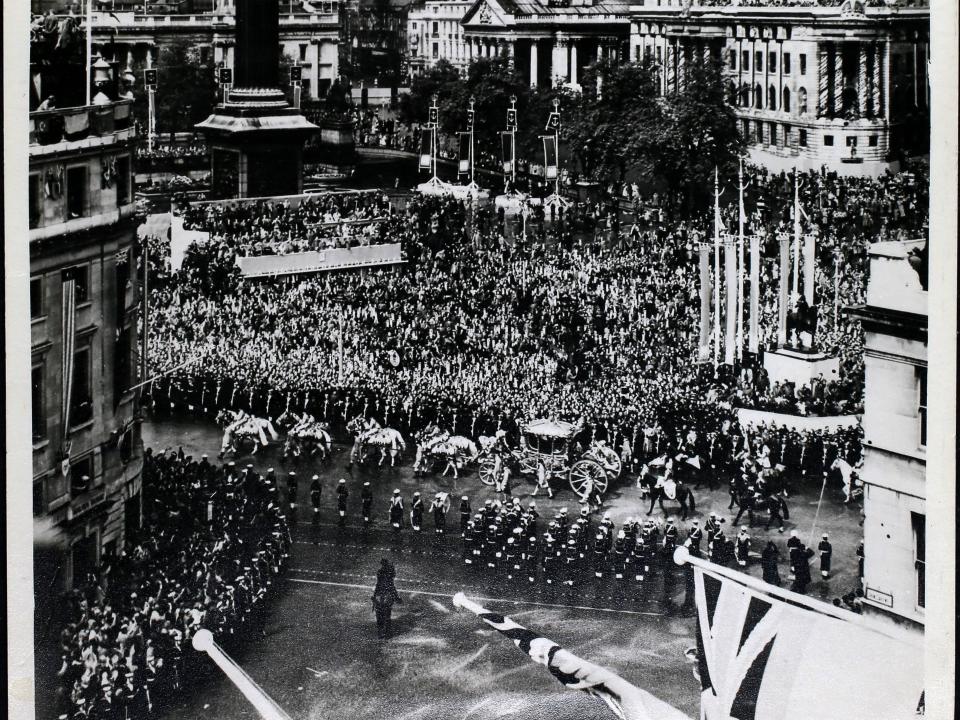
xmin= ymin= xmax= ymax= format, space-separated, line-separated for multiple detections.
xmin=372 ymin=559 xmax=402 ymax=638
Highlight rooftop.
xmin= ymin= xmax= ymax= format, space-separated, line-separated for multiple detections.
xmin=864 ymin=241 xmax=928 ymax=318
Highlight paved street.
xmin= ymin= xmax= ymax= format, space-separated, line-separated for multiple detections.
xmin=143 ymin=417 xmax=864 ymax=720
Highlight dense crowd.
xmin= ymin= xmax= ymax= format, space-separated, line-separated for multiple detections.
xmin=136 ymin=143 xmax=209 ymax=162
xmin=52 ymin=452 xmax=290 ymax=720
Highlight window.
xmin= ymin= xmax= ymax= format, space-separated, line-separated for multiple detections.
xmin=798 ymin=87 xmax=808 ymax=115
xmin=115 ymin=325 xmax=133 ymax=403
xmin=768 ymin=51 xmax=776 ymax=74
xmin=741 ymin=118 xmax=750 ymax=141
xmin=30 ymin=173 xmax=42 ymax=229
xmin=729 ymin=48 xmax=737 ymax=70
xmin=912 ymin=512 xmax=925 ymax=609
xmin=783 ymin=125 xmax=792 ymax=147
xmin=70 ymin=346 xmax=93 ymax=427
xmin=71 ymin=455 xmax=94 ymax=495
xmin=411 ymin=22 xmax=417 ymax=29
xmin=823 ymin=134 xmax=834 ymax=147
xmin=31 ymin=277 xmax=43 ymax=319
xmin=768 ymin=84 xmax=777 ymax=110
xmin=432 ymin=43 xmax=438 ymax=58
xmin=783 ymin=52 xmax=791 ymax=74
xmin=782 ymin=86 xmax=791 ymax=113
xmin=66 ymin=166 xmax=87 ymax=219
xmin=741 ymin=50 xmax=749 ymax=71
xmin=799 ymin=128 xmax=807 ymax=147
xmin=32 ymin=364 xmax=45 ymax=442
xmin=918 ymin=366 xmax=927 ymax=447
xmin=869 ymin=135 xmax=878 ymax=147
xmin=432 ymin=21 xmax=438 ymax=37
xmin=299 ymin=43 xmax=308 ymax=62
xmin=61 ymin=265 xmax=90 ymax=304
xmin=846 ymin=135 xmax=858 ymax=148
xmin=769 ymin=122 xmax=777 ymax=146
xmin=115 ymin=155 xmax=130 ymax=207
xmin=799 ymin=53 xmax=807 ymax=75
xmin=754 ymin=83 xmax=762 ymax=109
xmin=754 ymin=50 xmax=762 ymax=72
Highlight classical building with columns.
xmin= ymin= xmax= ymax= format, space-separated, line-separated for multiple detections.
xmin=628 ymin=0 xmax=929 ymax=175
xmin=459 ymin=0 xmax=631 ymax=89
xmin=407 ymin=0 xmax=474 ymax=77
xmin=89 ymin=2 xmax=340 ymax=101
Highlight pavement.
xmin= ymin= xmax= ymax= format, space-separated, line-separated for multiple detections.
xmin=144 ymin=417 xmax=865 ymax=720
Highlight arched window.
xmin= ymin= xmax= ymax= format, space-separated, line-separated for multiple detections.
xmin=754 ymin=83 xmax=762 ymax=109
xmin=768 ymin=85 xmax=777 ymax=111
xmin=726 ymin=81 xmax=737 ymax=106
xmin=798 ymin=87 xmax=808 ymax=116
xmin=739 ymin=84 xmax=751 ymax=108
xmin=782 ymin=86 xmax=791 ymax=113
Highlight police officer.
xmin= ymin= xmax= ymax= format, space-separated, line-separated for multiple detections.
xmin=389 ymin=489 xmax=404 ymax=533
xmin=431 ymin=492 xmax=446 ymax=535
xmin=361 ymin=482 xmax=373 ymax=526
xmin=735 ymin=527 xmax=751 ymax=567
xmin=459 ymin=496 xmax=472 ymax=536
xmin=336 ymin=479 xmax=349 ymax=526
xmin=818 ymin=533 xmax=832 ymax=579
xmin=309 ymin=475 xmax=322 ymax=520
xmin=410 ymin=492 xmax=424 ymax=532
xmin=287 ymin=471 xmax=298 ymax=509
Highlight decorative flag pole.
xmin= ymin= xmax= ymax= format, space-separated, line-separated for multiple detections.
xmin=736 ymin=159 xmax=746 ymax=362
xmin=508 ymin=94 xmax=517 ymax=188
xmin=431 ymin=94 xmax=439 ymax=181
xmin=192 ymin=630 xmax=293 ymax=720
xmin=552 ymin=97 xmax=561 ymax=199
xmin=468 ymin=95 xmax=476 ymax=187
xmin=452 ymin=593 xmax=691 ymax=720
xmin=712 ymin=168 xmax=722 ymax=371
xmin=85 ymin=0 xmax=93 ymax=106
xmin=792 ymin=172 xmax=802 ymax=297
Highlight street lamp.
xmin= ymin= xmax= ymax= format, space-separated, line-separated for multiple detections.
xmin=92 ymin=56 xmax=114 ymax=105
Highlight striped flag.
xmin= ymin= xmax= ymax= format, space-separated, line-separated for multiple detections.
xmin=61 ymin=278 xmax=77 ymax=447
xmin=679 ymin=549 xmax=923 ymax=720
xmin=453 ymin=593 xmax=691 ymax=720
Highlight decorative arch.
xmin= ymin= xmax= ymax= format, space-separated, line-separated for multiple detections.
xmin=798 ymin=87 xmax=808 ymax=116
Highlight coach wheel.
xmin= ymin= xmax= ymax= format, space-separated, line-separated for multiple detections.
xmin=569 ymin=459 xmax=608 ymax=497
xmin=237 ymin=435 xmax=258 ymax=455
xmin=478 ymin=456 xmax=497 ymax=486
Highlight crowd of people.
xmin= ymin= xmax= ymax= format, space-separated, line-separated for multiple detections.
xmin=136 ymin=143 xmax=209 ymax=162
xmin=51 ymin=451 xmax=290 ymax=720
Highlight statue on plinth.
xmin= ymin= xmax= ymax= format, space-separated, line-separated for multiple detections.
xmin=786 ymin=292 xmax=818 ymax=351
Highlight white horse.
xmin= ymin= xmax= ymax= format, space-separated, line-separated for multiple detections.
xmin=414 ymin=424 xmax=479 ymax=478
xmin=829 ymin=457 xmax=863 ymax=504
xmin=277 ymin=410 xmax=333 ymax=461
xmin=216 ymin=409 xmax=278 ymax=458
xmin=346 ymin=415 xmax=406 ymax=467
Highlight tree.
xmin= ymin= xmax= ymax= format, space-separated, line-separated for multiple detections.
xmin=655 ymin=57 xmax=743 ymax=211
xmin=151 ymin=41 xmax=216 ymax=134
xmin=397 ymin=59 xmax=461 ymax=125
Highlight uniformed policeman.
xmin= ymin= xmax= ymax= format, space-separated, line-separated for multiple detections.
xmin=459 ymin=496 xmax=472 ymax=536
xmin=336 ymin=479 xmax=349 ymax=526
xmin=389 ymin=489 xmax=404 ymax=532
xmin=287 ymin=471 xmax=298 ymax=509
xmin=735 ymin=527 xmax=751 ymax=567
xmin=361 ymin=482 xmax=373 ymax=526
xmin=818 ymin=533 xmax=832 ymax=578
xmin=431 ymin=492 xmax=446 ymax=535
xmin=309 ymin=475 xmax=322 ymax=520
xmin=410 ymin=492 xmax=424 ymax=531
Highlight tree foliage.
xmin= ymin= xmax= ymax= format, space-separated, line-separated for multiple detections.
xmin=150 ymin=41 xmax=216 ymax=133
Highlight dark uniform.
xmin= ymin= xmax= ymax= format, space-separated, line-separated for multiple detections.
xmin=504 ymin=537 xmax=520 ymax=580
xmin=336 ymin=480 xmax=349 ymax=526
xmin=663 ymin=519 xmax=679 ymax=558
xmin=361 ymin=482 xmax=373 ymax=525
xmin=524 ymin=533 xmax=539 ymax=583
xmin=735 ymin=530 xmax=751 ymax=567
xmin=593 ymin=532 xmax=611 ymax=579
xmin=687 ymin=521 xmax=703 ymax=557
xmin=791 ymin=545 xmax=815 ymax=594
xmin=410 ymin=492 xmax=424 ymax=531
xmin=389 ymin=490 xmax=404 ymax=532
xmin=761 ymin=541 xmax=781 ymax=585
xmin=542 ymin=536 xmax=558 ymax=586
xmin=632 ymin=533 xmax=651 ymax=582
xmin=431 ymin=494 xmax=446 ymax=535
xmin=309 ymin=476 xmax=322 ymax=519
xmin=459 ymin=496 xmax=472 ymax=536
xmin=287 ymin=471 xmax=298 ymax=508
xmin=563 ymin=539 xmax=580 ymax=587
xmin=613 ymin=533 xmax=628 ymax=580
xmin=818 ymin=534 xmax=832 ymax=578
xmin=787 ymin=532 xmax=802 ymax=579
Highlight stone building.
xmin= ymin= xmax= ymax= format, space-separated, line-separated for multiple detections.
xmin=407 ymin=0 xmax=474 ymax=77
xmin=848 ymin=241 xmax=927 ymax=635
xmin=30 ymin=94 xmax=143 ymax=592
xmin=628 ymin=0 xmax=930 ymax=175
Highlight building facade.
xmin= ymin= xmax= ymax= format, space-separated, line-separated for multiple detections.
xmin=460 ymin=0 xmax=631 ymax=89
xmin=628 ymin=0 xmax=930 ymax=175
xmin=407 ymin=0 xmax=473 ymax=77
xmin=30 ymin=97 xmax=144 ymax=592
xmin=89 ymin=4 xmax=341 ymax=101
xmin=849 ymin=241 xmax=927 ymax=635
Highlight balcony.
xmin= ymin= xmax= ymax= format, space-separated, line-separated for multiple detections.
xmin=30 ymin=99 xmax=135 ymax=154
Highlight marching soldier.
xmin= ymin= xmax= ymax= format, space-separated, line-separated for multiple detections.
xmin=735 ymin=527 xmax=751 ymax=567
xmin=563 ymin=539 xmax=581 ymax=588
xmin=430 ymin=492 xmax=446 ymax=535
xmin=484 ymin=524 xmax=500 ymax=571
xmin=818 ymin=533 xmax=832 ymax=579
xmin=787 ymin=530 xmax=802 ymax=580
xmin=463 ymin=520 xmax=477 ymax=566
xmin=481 ymin=499 xmax=496 ymax=526
xmin=594 ymin=531 xmax=611 ymax=580
xmin=459 ymin=496 xmax=472 ymax=536
xmin=361 ymin=482 xmax=373 ymax=526
xmin=287 ymin=471 xmax=298 ymax=509
xmin=632 ymin=531 xmax=651 ymax=583
xmin=309 ymin=475 xmax=322 ymax=520
xmin=542 ymin=534 xmax=559 ymax=587
xmin=710 ymin=528 xmax=729 ymax=566
xmin=410 ymin=492 xmax=424 ymax=532
xmin=662 ymin=517 xmax=679 ymax=557
xmin=504 ymin=534 xmax=520 ymax=580
xmin=525 ymin=532 xmax=539 ymax=583
xmin=336 ymin=479 xmax=349 ymax=526
xmin=687 ymin=519 xmax=703 ymax=557
xmin=612 ymin=531 xmax=628 ymax=580
xmin=389 ymin=489 xmax=404 ymax=533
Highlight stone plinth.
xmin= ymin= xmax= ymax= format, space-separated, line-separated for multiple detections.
xmin=763 ymin=347 xmax=840 ymax=387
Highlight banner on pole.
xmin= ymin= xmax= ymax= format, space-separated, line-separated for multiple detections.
xmin=501 ymin=131 xmax=515 ymax=173
xmin=457 ymin=132 xmax=471 ymax=175
xmin=545 ymin=111 xmax=560 ymax=132
xmin=724 ymin=235 xmax=737 ymax=366
xmin=699 ymin=245 xmax=711 ymax=359
xmin=684 ymin=553 xmax=923 ymax=720
xmin=803 ymin=232 xmax=816 ymax=306
xmin=466 ymin=109 xmax=475 ymax=129
xmin=542 ymin=135 xmax=558 ymax=180
xmin=61 ymin=278 xmax=77 ymax=443
xmin=418 ymin=132 xmax=433 ymax=170
xmin=748 ymin=233 xmax=760 ymax=354
xmin=778 ymin=233 xmax=790 ymax=346
xmin=506 ymin=108 xmax=517 ymax=130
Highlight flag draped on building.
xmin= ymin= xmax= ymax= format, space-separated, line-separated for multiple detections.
xmin=61 ymin=278 xmax=77 ymax=448
xmin=452 ymin=593 xmax=691 ymax=720
xmin=679 ymin=551 xmax=923 ymax=720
